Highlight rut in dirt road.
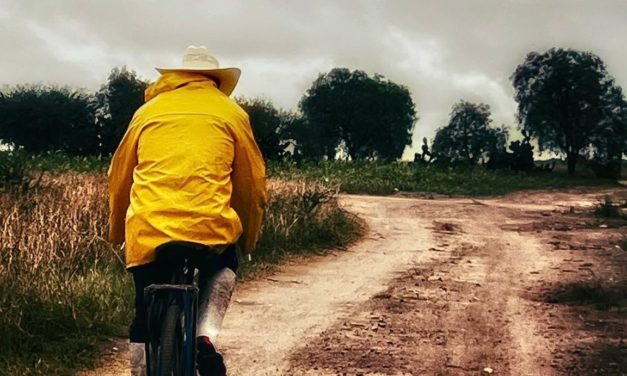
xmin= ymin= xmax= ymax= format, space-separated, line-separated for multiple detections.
xmin=287 ymin=190 xmax=626 ymax=376
xmin=288 ymin=197 xmax=556 ymax=375
xmin=218 ymin=196 xmax=436 ymax=375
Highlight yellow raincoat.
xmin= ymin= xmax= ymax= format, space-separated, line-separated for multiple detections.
xmin=108 ymin=72 xmax=266 ymax=268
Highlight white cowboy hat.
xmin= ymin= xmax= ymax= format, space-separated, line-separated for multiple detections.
xmin=156 ymin=46 xmax=241 ymax=96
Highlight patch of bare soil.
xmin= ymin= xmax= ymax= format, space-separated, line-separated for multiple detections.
xmin=75 ymin=338 xmax=128 ymax=376
xmin=287 ymin=189 xmax=627 ymax=376
xmin=511 ymin=202 xmax=627 ymax=375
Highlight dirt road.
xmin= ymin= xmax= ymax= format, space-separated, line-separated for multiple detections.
xmin=82 ymin=188 xmax=626 ymax=376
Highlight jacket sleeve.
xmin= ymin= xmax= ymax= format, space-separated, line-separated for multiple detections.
xmin=107 ymin=122 xmax=139 ymax=245
xmin=231 ymin=115 xmax=267 ymax=254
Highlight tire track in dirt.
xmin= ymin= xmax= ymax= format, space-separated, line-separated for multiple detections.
xmin=218 ymin=196 xmax=436 ymax=375
xmin=287 ymin=197 xmax=559 ymax=375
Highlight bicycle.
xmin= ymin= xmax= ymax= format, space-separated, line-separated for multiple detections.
xmin=143 ymin=241 xmax=218 ymax=376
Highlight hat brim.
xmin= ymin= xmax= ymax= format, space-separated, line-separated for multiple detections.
xmin=155 ymin=67 xmax=241 ymax=96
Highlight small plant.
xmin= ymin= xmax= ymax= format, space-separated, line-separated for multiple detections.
xmin=0 ymin=148 xmax=30 ymax=190
xmin=548 ymin=281 xmax=626 ymax=311
xmin=594 ymin=196 xmax=627 ymax=219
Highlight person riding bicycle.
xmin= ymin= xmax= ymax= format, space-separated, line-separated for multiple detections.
xmin=108 ymin=46 xmax=266 ymax=376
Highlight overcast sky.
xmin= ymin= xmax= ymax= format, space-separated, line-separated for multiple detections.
xmin=2 ymin=0 xmax=626 ymax=158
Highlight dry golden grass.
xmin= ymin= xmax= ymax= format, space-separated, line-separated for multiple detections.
xmin=1 ymin=174 xmax=116 ymax=273
xmin=0 ymin=173 xmax=362 ymax=375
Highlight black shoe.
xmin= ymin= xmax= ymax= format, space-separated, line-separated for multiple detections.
xmin=197 ymin=336 xmax=227 ymax=376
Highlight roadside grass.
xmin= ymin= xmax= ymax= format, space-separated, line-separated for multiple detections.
xmin=26 ymin=151 xmax=110 ymax=174
xmin=0 ymin=173 xmax=362 ymax=375
xmin=268 ymin=160 xmax=616 ymax=196
xmin=4 ymin=150 xmax=617 ymax=196
xmin=547 ymin=281 xmax=627 ymax=312
xmin=594 ymin=196 xmax=627 ymax=219
xmin=239 ymin=179 xmax=364 ymax=278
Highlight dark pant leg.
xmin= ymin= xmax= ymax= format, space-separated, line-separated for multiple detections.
xmin=129 ymin=262 xmax=171 ymax=343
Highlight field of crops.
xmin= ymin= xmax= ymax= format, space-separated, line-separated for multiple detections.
xmin=269 ymin=160 xmax=616 ymax=196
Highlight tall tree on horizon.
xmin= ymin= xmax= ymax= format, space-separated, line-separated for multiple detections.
xmin=96 ymin=67 xmax=147 ymax=154
xmin=298 ymin=68 xmax=417 ymax=161
xmin=432 ymin=100 xmax=508 ymax=165
xmin=511 ymin=48 xmax=622 ymax=175
xmin=589 ymin=82 xmax=627 ymax=178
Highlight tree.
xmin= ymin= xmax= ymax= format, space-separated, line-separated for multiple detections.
xmin=96 ymin=67 xmax=147 ymax=154
xmin=511 ymin=48 xmax=620 ymax=174
xmin=508 ymin=132 xmax=535 ymax=171
xmin=432 ymin=100 xmax=508 ymax=165
xmin=589 ymin=83 xmax=627 ymax=178
xmin=236 ymin=97 xmax=289 ymax=161
xmin=299 ymin=68 xmax=417 ymax=160
xmin=0 ymin=84 xmax=97 ymax=155
xmin=283 ymin=112 xmax=335 ymax=162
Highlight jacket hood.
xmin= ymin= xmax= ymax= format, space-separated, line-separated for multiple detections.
xmin=145 ymin=72 xmax=217 ymax=102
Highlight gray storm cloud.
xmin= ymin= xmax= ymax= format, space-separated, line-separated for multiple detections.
xmin=1 ymin=0 xmax=626 ymax=158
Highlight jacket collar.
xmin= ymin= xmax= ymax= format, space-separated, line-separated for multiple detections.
xmin=145 ymin=72 xmax=218 ymax=102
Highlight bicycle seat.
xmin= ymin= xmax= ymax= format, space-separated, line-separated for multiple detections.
xmin=155 ymin=241 xmax=218 ymax=268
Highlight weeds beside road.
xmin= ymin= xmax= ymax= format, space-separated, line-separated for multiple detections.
xmin=2 ymin=151 xmax=616 ymax=196
xmin=269 ymin=160 xmax=617 ymax=196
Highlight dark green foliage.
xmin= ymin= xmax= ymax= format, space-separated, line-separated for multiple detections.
xmin=298 ymin=68 xmax=417 ymax=161
xmin=96 ymin=67 xmax=148 ymax=155
xmin=26 ymin=151 xmax=109 ymax=173
xmin=0 ymin=85 xmax=97 ymax=155
xmin=508 ymin=138 xmax=535 ymax=171
xmin=236 ymin=97 xmax=289 ymax=161
xmin=0 ymin=149 xmax=30 ymax=189
xmin=283 ymin=114 xmax=331 ymax=161
xmin=589 ymin=84 xmax=627 ymax=179
xmin=594 ymin=196 xmax=627 ymax=218
xmin=511 ymin=48 xmax=625 ymax=175
xmin=432 ymin=100 xmax=508 ymax=165
xmin=546 ymin=281 xmax=626 ymax=311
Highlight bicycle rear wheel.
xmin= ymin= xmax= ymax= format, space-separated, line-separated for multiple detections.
xmin=159 ymin=304 xmax=182 ymax=376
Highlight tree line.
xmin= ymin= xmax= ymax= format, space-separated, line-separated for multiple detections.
xmin=429 ymin=49 xmax=626 ymax=177
xmin=0 ymin=48 xmax=625 ymax=177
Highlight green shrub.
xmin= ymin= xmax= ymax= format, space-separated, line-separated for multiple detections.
xmin=239 ymin=179 xmax=363 ymax=278
xmin=0 ymin=149 xmax=30 ymax=190
xmin=595 ymin=196 xmax=627 ymax=218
